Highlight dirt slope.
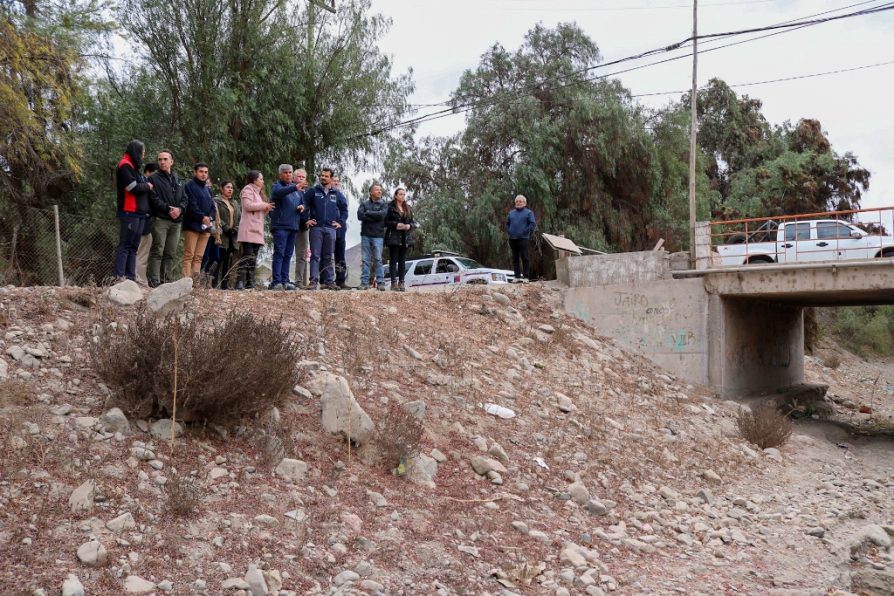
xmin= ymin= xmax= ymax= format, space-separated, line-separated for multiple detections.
xmin=0 ymin=284 xmax=891 ymax=595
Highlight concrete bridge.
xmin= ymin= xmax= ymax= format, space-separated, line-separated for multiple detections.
xmin=559 ymin=250 xmax=894 ymax=397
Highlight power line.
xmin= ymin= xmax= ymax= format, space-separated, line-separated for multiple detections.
xmin=490 ymin=0 xmax=777 ymax=11
xmin=404 ymin=0 xmax=883 ymax=110
xmin=631 ymin=58 xmax=894 ymax=97
xmin=347 ymin=1 xmax=894 ymax=139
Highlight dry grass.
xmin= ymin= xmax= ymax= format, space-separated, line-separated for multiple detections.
xmin=0 ymin=379 xmax=34 ymax=407
xmin=737 ymin=401 xmax=792 ymax=449
xmin=90 ymin=308 xmax=307 ymax=424
xmin=822 ymin=353 xmax=841 ymax=369
xmin=163 ymin=468 xmax=205 ymax=516
xmin=375 ymin=402 xmax=425 ymax=472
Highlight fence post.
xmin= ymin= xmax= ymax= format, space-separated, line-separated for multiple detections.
xmin=53 ymin=205 xmax=65 ymax=286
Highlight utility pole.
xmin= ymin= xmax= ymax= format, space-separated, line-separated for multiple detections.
xmin=688 ymin=0 xmax=698 ymax=265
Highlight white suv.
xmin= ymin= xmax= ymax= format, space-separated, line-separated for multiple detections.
xmin=381 ymin=252 xmax=513 ymax=290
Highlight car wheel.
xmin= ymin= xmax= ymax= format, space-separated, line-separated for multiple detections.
xmin=745 ymin=256 xmax=774 ymax=265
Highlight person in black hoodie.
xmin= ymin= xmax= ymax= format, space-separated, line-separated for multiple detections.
xmin=114 ymin=140 xmax=153 ymax=281
xmin=384 ymin=187 xmax=418 ymax=291
xmin=147 ymin=149 xmax=187 ymax=286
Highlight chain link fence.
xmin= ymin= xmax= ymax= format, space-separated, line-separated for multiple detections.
xmin=0 ymin=206 xmax=118 ymax=287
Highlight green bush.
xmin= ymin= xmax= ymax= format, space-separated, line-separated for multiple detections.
xmin=825 ymin=306 xmax=894 ymax=356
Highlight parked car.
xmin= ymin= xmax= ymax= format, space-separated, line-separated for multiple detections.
xmin=380 ymin=251 xmax=513 ymax=290
xmin=717 ymin=219 xmax=894 ymax=266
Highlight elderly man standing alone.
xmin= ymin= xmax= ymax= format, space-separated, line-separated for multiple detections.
xmin=505 ymin=194 xmax=536 ymax=282
xmin=269 ymin=164 xmax=305 ymax=290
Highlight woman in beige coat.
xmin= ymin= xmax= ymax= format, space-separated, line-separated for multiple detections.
xmin=236 ymin=170 xmax=272 ymax=290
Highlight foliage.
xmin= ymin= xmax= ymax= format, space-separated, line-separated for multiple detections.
xmin=91 ymin=309 xmax=307 ymax=423
xmin=689 ymin=80 xmax=869 ymax=220
xmin=825 ymin=306 xmax=894 ymax=356
xmin=0 ymin=0 xmax=113 ymax=214
xmin=385 ymin=23 xmax=714 ymax=276
xmin=737 ymin=401 xmax=791 ymax=449
xmin=116 ymin=0 xmax=412 ymax=180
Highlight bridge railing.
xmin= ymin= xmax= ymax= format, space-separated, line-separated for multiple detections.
xmin=708 ymin=206 xmax=894 ymax=266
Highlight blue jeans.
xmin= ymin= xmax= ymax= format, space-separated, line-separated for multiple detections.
xmin=360 ymin=236 xmax=384 ymax=285
xmin=271 ymin=229 xmax=297 ymax=285
xmin=309 ymin=226 xmax=336 ymax=283
xmin=114 ymin=215 xmax=147 ymax=280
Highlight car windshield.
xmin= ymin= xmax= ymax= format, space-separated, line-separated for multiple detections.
xmin=455 ymin=257 xmax=484 ymax=270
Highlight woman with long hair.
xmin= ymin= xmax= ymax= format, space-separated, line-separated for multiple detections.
xmin=384 ymin=187 xmax=418 ymax=291
xmin=213 ymin=180 xmax=242 ymax=289
xmin=236 ymin=171 xmax=272 ymax=289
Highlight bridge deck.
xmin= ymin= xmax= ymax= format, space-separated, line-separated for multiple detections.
xmin=674 ymin=259 xmax=894 ymax=306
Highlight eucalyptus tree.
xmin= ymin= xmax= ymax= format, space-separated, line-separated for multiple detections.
xmin=117 ymin=0 xmax=412 ymax=180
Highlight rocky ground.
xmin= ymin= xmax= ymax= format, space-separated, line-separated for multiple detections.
xmin=0 ymin=282 xmax=892 ymax=596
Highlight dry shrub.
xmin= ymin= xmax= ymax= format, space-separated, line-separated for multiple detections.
xmin=90 ymin=309 xmax=307 ymax=424
xmin=0 ymin=379 xmax=34 ymax=407
xmin=163 ymin=469 xmax=204 ymax=516
xmin=823 ymin=353 xmax=841 ymax=369
xmin=375 ymin=402 xmax=424 ymax=472
xmin=737 ymin=401 xmax=792 ymax=449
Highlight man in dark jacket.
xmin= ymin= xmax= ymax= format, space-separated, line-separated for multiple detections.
xmin=181 ymin=162 xmax=217 ymax=279
xmin=505 ymin=194 xmax=537 ymax=282
xmin=304 ymin=167 xmax=348 ymax=290
xmin=114 ymin=139 xmax=153 ymax=281
xmin=332 ymin=176 xmax=349 ymax=288
xmin=269 ymin=164 xmax=305 ymax=290
xmin=147 ymin=149 xmax=187 ymax=286
xmin=357 ymin=183 xmax=388 ymax=290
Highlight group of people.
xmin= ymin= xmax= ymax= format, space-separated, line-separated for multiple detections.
xmin=113 ymin=139 xmax=424 ymax=290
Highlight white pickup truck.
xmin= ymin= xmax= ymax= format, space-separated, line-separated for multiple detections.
xmin=717 ymin=219 xmax=894 ymax=266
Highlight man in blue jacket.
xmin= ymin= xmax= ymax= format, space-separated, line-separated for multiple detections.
xmin=505 ymin=194 xmax=537 ymax=282
xmin=304 ymin=167 xmax=348 ymax=290
xmin=269 ymin=164 xmax=306 ymax=290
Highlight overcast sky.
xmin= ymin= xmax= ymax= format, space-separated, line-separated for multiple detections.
xmin=342 ymin=0 xmax=894 ymax=240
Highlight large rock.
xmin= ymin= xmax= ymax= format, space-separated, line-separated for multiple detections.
xmin=107 ymin=512 xmax=136 ymax=533
xmin=470 ymin=456 xmax=507 ymax=476
xmin=61 ymin=574 xmax=85 ymax=596
xmin=69 ymin=480 xmax=95 ymax=515
xmin=124 ymin=576 xmax=155 ymax=594
xmin=244 ymin=564 xmax=268 ymax=596
xmin=849 ymin=524 xmax=892 ymax=557
xmin=99 ymin=407 xmax=131 ymax=435
xmin=150 ymin=418 xmax=183 ymax=440
xmin=108 ymin=280 xmax=143 ymax=306
xmin=771 ymin=383 xmax=833 ymax=418
xmin=76 ymin=540 xmax=107 ymax=567
xmin=147 ymin=278 xmax=193 ymax=314
xmin=851 ymin=569 xmax=894 ymax=596
xmin=274 ymin=458 xmax=308 ymax=483
xmin=568 ymin=481 xmax=590 ymax=505
xmin=311 ymin=373 xmax=374 ymax=445
xmin=408 ymin=453 xmax=438 ymax=485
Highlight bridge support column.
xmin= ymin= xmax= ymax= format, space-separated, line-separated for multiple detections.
xmin=716 ymin=299 xmax=804 ymax=396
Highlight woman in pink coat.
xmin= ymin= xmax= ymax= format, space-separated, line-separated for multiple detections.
xmin=237 ymin=170 xmax=273 ymax=290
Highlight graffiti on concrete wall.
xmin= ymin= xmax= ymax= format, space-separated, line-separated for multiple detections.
xmin=569 ymin=292 xmax=702 ymax=355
